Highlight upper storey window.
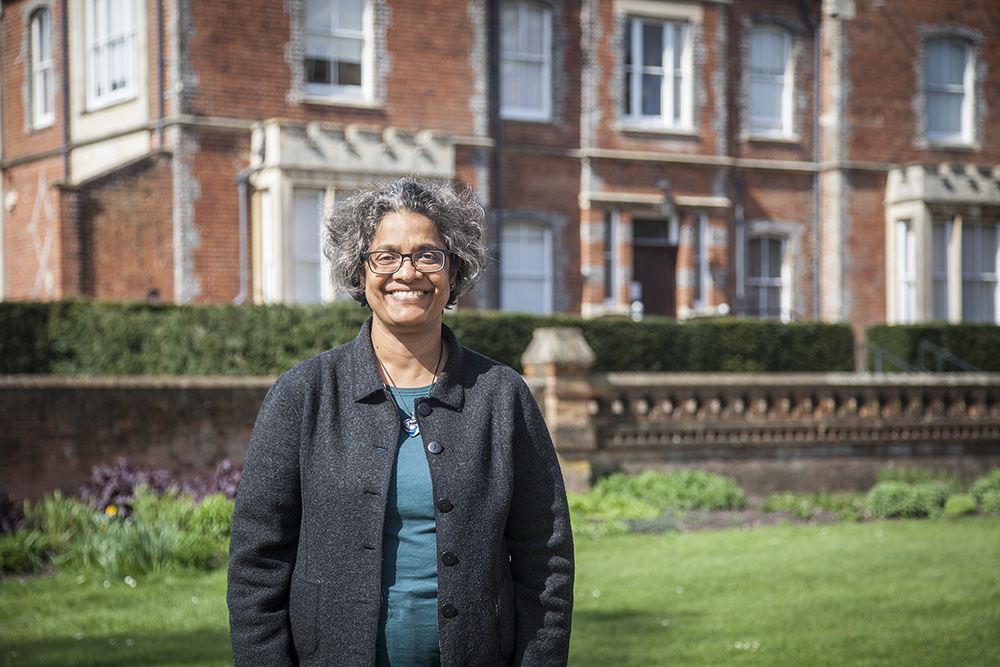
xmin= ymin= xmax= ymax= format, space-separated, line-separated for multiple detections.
xmin=623 ymin=16 xmax=692 ymax=131
xmin=501 ymin=1 xmax=552 ymax=121
xmin=304 ymin=0 xmax=372 ymax=103
xmin=749 ymin=24 xmax=792 ymax=138
xmin=86 ymin=0 xmax=136 ymax=110
xmin=925 ymin=37 xmax=974 ymax=145
xmin=30 ymin=8 xmax=55 ymax=129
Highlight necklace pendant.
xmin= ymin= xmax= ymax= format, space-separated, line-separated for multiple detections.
xmin=402 ymin=417 xmax=420 ymax=437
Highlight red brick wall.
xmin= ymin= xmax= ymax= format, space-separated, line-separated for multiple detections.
xmin=189 ymin=129 xmax=251 ymax=303
xmin=845 ymin=0 xmax=1000 ymax=164
xmin=1 ymin=376 xmax=272 ymax=502
xmin=71 ymin=154 xmax=175 ymax=301
xmin=3 ymin=156 xmax=67 ymax=300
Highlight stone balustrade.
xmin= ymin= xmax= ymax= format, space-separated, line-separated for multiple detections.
xmin=522 ymin=328 xmax=1000 ymax=493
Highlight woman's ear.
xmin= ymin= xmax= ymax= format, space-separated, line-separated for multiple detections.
xmin=449 ymin=257 xmax=462 ymax=284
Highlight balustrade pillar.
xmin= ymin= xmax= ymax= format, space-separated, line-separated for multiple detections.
xmin=521 ymin=327 xmax=598 ymax=457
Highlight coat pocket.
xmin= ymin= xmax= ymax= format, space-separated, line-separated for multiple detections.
xmin=289 ymin=574 xmax=321 ymax=658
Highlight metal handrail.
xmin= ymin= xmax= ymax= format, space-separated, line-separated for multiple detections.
xmin=865 ymin=342 xmax=919 ymax=374
xmin=917 ymin=340 xmax=981 ymax=373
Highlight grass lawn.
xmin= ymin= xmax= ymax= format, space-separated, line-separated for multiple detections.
xmin=2 ymin=518 xmax=998 ymax=666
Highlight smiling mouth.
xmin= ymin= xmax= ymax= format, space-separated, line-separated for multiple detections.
xmin=387 ymin=289 xmax=430 ymax=300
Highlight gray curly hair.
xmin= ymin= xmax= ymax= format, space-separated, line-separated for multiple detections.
xmin=323 ymin=178 xmax=487 ymax=308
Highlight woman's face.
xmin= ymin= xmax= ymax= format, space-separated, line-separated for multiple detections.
xmin=363 ymin=211 xmax=457 ymax=336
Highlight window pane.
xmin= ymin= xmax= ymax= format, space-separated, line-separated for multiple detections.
xmin=932 ymin=222 xmax=949 ymax=320
xmin=525 ymin=7 xmax=544 ymax=54
xmin=501 ymin=5 xmax=519 ymax=51
xmin=338 ymin=0 xmax=365 ymax=31
xmin=981 ymin=226 xmax=997 ymax=273
xmin=337 ymin=60 xmax=362 ymax=87
xmin=305 ymin=0 xmax=332 ymax=30
xmin=749 ymin=239 xmax=762 ymax=277
xmin=642 ymin=22 xmax=662 ymax=67
xmin=928 ymin=91 xmax=963 ymax=135
xmin=306 ymin=58 xmax=332 ymax=85
xmin=624 ymin=21 xmax=632 ymax=67
xmin=501 ymin=60 xmax=520 ymax=106
xmin=521 ymin=62 xmax=543 ymax=108
xmin=501 ymin=222 xmax=551 ymax=314
xmin=642 ymin=74 xmax=662 ymax=116
xmin=767 ymin=238 xmax=782 ymax=278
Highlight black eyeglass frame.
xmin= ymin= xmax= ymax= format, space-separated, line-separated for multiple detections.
xmin=362 ymin=248 xmax=451 ymax=275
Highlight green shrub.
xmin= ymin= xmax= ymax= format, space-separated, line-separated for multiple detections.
xmin=943 ymin=494 xmax=978 ymax=518
xmin=1 ymin=486 xmax=234 ymax=576
xmin=981 ymin=490 xmax=1000 ymax=516
xmin=566 ymin=490 xmax=659 ymax=524
xmin=866 ymin=481 xmax=921 ymax=518
xmin=0 ymin=529 xmax=54 ymax=574
xmin=877 ymin=467 xmax=963 ymax=493
xmin=970 ymin=469 xmax=1000 ymax=505
xmin=592 ymin=470 xmax=749 ymax=511
xmin=189 ymin=493 xmax=235 ymax=540
xmin=2 ymin=300 xmax=855 ymax=375
xmin=912 ymin=482 xmax=949 ymax=517
xmin=761 ymin=491 xmax=865 ymax=521
xmin=866 ymin=324 xmax=1000 ymax=372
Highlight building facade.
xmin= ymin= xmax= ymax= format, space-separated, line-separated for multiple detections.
xmin=2 ymin=0 xmax=999 ymax=336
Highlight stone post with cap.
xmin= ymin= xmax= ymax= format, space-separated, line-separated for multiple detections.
xmin=521 ymin=327 xmax=597 ymax=491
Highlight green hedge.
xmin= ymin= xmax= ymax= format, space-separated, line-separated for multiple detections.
xmin=866 ymin=323 xmax=1000 ymax=372
xmin=0 ymin=300 xmax=855 ymax=375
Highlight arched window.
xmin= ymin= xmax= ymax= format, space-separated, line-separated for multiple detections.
xmin=30 ymin=8 xmax=55 ymax=128
xmin=745 ymin=234 xmax=789 ymax=321
xmin=501 ymin=221 xmax=553 ymax=314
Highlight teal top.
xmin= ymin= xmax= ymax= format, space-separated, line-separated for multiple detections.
xmin=376 ymin=385 xmax=440 ymax=667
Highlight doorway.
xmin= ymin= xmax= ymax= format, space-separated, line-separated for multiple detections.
xmin=633 ymin=219 xmax=678 ymax=317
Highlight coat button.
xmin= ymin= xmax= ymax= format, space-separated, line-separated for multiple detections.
xmin=426 ymin=440 xmax=443 ymax=454
xmin=417 ymin=402 xmax=432 ymax=416
xmin=440 ymin=603 xmax=457 ymax=618
xmin=441 ymin=551 xmax=457 ymax=566
xmin=436 ymin=498 xmax=454 ymax=513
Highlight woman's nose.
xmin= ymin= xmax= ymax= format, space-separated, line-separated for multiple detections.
xmin=393 ymin=255 xmax=421 ymax=279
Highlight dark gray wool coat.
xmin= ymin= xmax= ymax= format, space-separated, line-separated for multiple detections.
xmin=227 ymin=319 xmax=574 ymax=666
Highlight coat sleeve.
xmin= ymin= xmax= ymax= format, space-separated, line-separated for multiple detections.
xmin=227 ymin=374 xmax=305 ymax=667
xmin=505 ymin=378 xmax=575 ymax=666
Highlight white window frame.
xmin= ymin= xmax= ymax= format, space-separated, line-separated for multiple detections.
xmin=748 ymin=24 xmax=792 ymax=138
xmin=289 ymin=188 xmax=326 ymax=304
xmin=745 ymin=234 xmax=790 ymax=322
xmin=925 ymin=37 xmax=974 ymax=145
xmin=85 ymin=0 xmax=137 ymax=110
xmin=260 ymin=190 xmax=278 ymax=305
xmin=500 ymin=1 xmax=552 ymax=122
xmin=692 ymin=214 xmax=709 ymax=308
xmin=623 ymin=16 xmax=692 ymax=131
xmin=303 ymin=0 xmax=374 ymax=104
xmin=960 ymin=221 xmax=1000 ymax=323
xmin=604 ymin=210 xmax=619 ymax=306
xmin=500 ymin=220 xmax=553 ymax=314
xmin=931 ymin=220 xmax=951 ymax=321
xmin=30 ymin=8 xmax=55 ymax=129
xmin=895 ymin=220 xmax=916 ymax=323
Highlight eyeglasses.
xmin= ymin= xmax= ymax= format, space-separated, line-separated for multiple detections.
xmin=363 ymin=248 xmax=451 ymax=274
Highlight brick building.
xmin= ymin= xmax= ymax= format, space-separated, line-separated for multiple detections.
xmin=2 ymin=0 xmax=999 ymax=336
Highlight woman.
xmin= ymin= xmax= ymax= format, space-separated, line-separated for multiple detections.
xmin=227 ymin=178 xmax=574 ymax=666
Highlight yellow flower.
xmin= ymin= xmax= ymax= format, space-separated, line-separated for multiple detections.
xmin=105 ymin=505 xmax=118 ymax=517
